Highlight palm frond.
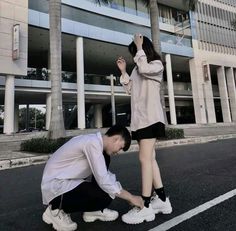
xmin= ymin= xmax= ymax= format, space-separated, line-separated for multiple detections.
xmin=95 ymin=0 xmax=112 ymax=5
xmin=141 ymin=0 xmax=150 ymax=7
xmin=188 ymin=0 xmax=198 ymax=11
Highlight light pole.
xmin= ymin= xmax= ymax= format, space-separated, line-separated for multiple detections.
xmin=107 ymin=74 xmax=116 ymax=125
xmin=34 ymin=107 xmax=37 ymax=129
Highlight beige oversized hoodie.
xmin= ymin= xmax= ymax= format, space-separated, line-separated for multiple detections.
xmin=120 ymin=49 xmax=165 ymax=132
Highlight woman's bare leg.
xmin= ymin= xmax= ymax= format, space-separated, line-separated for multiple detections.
xmin=138 ymin=138 xmax=156 ymax=197
xmin=152 ymin=148 xmax=163 ymax=189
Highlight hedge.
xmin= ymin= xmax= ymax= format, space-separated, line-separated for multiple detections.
xmin=20 ymin=128 xmax=184 ymax=153
xmin=20 ymin=137 xmax=71 ymax=154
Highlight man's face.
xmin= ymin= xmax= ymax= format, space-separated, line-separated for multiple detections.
xmin=106 ymin=135 xmax=125 ymax=155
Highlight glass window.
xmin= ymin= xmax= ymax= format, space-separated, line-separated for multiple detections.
xmin=159 ymin=5 xmax=172 ymax=24
xmin=137 ymin=1 xmax=148 ymax=18
xmin=111 ymin=0 xmax=125 ymax=11
xmin=124 ymin=0 xmax=136 ymax=15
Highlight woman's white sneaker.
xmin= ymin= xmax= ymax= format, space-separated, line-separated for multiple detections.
xmin=151 ymin=195 xmax=172 ymax=214
xmin=83 ymin=208 xmax=119 ymax=222
xmin=121 ymin=205 xmax=155 ymax=224
xmin=42 ymin=205 xmax=77 ymax=231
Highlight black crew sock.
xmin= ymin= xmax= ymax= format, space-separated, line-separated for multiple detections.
xmin=154 ymin=187 xmax=166 ymax=202
xmin=142 ymin=195 xmax=151 ymax=208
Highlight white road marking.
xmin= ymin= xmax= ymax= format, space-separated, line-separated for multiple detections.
xmin=149 ymin=188 xmax=236 ymax=231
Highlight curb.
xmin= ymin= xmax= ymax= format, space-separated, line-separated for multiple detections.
xmin=0 ymin=134 xmax=236 ymax=171
xmin=0 ymin=154 xmax=51 ymax=171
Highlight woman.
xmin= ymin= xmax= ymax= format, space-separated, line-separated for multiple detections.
xmin=116 ymin=34 xmax=172 ymax=224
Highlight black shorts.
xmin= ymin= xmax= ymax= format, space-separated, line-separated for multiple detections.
xmin=131 ymin=122 xmax=165 ymax=141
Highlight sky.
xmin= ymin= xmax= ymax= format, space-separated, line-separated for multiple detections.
xmin=19 ymin=104 xmax=46 ymax=113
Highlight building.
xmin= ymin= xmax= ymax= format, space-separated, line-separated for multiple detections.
xmin=0 ymin=0 xmax=236 ymax=134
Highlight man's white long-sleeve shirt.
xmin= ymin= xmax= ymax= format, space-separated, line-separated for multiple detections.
xmin=41 ymin=132 xmax=122 ymax=205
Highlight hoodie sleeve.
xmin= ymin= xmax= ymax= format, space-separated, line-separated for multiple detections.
xmin=120 ymin=72 xmax=132 ymax=95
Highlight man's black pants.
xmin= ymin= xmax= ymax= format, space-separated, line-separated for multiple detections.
xmin=50 ymin=152 xmax=112 ymax=213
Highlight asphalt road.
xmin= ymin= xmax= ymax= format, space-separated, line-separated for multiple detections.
xmin=0 ymin=138 xmax=236 ymax=231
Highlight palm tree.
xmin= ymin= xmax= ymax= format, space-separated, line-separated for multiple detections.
xmin=48 ymin=0 xmax=65 ymax=139
xmin=95 ymin=0 xmax=198 ymax=125
xmin=141 ymin=0 xmax=166 ymax=123
xmin=141 ymin=0 xmax=197 ymax=124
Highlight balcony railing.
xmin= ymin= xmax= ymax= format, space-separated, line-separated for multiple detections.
xmin=161 ymin=32 xmax=192 ymax=47
xmin=17 ymin=68 xmax=122 ymax=86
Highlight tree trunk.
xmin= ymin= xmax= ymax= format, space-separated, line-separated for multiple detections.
xmin=48 ymin=0 xmax=65 ymax=139
xmin=149 ymin=0 xmax=168 ymax=124
xmin=149 ymin=0 xmax=161 ymax=53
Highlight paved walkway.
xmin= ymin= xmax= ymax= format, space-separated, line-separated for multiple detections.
xmin=0 ymin=123 xmax=236 ymax=170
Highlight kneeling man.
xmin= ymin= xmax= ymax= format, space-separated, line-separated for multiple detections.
xmin=41 ymin=125 xmax=143 ymax=231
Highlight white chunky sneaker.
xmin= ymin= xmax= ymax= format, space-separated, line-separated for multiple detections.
xmin=42 ymin=205 xmax=77 ymax=231
xmin=151 ymin=195 xmax=172 ymax=214
xmin=83 ymin=208 xmax=119 ymax=222
xmin=121 ymin=205 xmax=155 ymax=224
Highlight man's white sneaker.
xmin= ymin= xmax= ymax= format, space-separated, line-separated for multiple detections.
xmin=151 ymin=195 xmax=172 ymax=214
xmin=42 ymin=205 xmax=77 ymax=231
xmin=121 ymin=205 xmax=155 ymax=224
xmin=83 ymin=208 xmax=119 ymax=222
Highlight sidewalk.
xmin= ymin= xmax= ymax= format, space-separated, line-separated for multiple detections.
xmin=0 ymin=123 xmax=236 ymax=170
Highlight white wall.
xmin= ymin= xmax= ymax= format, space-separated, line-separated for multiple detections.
xmin=0 ymin=0 xmax=28 ymax=76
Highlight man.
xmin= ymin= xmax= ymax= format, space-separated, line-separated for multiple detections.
xmin=41 ymin=125 xmax=144 ymax=231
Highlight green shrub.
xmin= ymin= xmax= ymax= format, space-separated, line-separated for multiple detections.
xmin=21 ymin=128 xmax=184 ymax=154
xmin=20 ymin=137 xmax=71 ymax=153
xmin=164 ymin=128 xmax=184 ymax=139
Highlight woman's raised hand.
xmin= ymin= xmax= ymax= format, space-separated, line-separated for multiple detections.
xmin=116 ymin=56 xmax=126 ymax=74
xmin=133 ymin=33 xmax=143 ymax=51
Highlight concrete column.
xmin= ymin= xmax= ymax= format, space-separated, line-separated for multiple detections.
xmin=94 ymin=104 xmax=103 ymax=128
xmin=14 ymin=104 xmax=19 ymax=132
xmin=76 ymin=37 xmax=85 ymax=129
xmin=165 ymin=54 xmax=176 ymax=125
xmin=217 ymin=66 xmax=231 ymax=123
xmin=226 ymin=67 xmax=236 ymax=122
xmin=3 ymin=75 xmax=15 ymax=134
xmin=46 ymin=94 xmax=51 ymax=130
xmin=202 ymin=63 xmax=216 ymax=123
xmin=189 ymin=59 xmax=207 ymax=124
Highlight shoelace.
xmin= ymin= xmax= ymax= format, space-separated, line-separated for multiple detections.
xmin=59 ymin=210 xmax=73 ymax=224
xmin=128 ymin=207 xmax=141 ymax=214
xmin=150 ymin=196 xmax=156 ymax=202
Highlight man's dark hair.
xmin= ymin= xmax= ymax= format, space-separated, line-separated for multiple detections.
xmin=105 ymin=125 xmax=131 ymax=151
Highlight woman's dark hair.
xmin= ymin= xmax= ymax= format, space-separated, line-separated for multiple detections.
xmin=128 ymin=36 xmax=162 ymax=63
xmin=105 ymin=125 xmax=131 ymax=151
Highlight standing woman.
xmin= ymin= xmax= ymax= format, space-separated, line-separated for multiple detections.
xmin=116 ymin=34 xmax=172 ymax=224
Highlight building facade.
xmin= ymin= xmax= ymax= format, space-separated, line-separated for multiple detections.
xmin=0 ymin=0 xmax=236 ymax=134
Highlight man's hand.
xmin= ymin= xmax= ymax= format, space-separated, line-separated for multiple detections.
xmin=129 ymin=195 xmax=144 ymax=208
xmin=116 ymin=189 xmax=144 ymax=208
